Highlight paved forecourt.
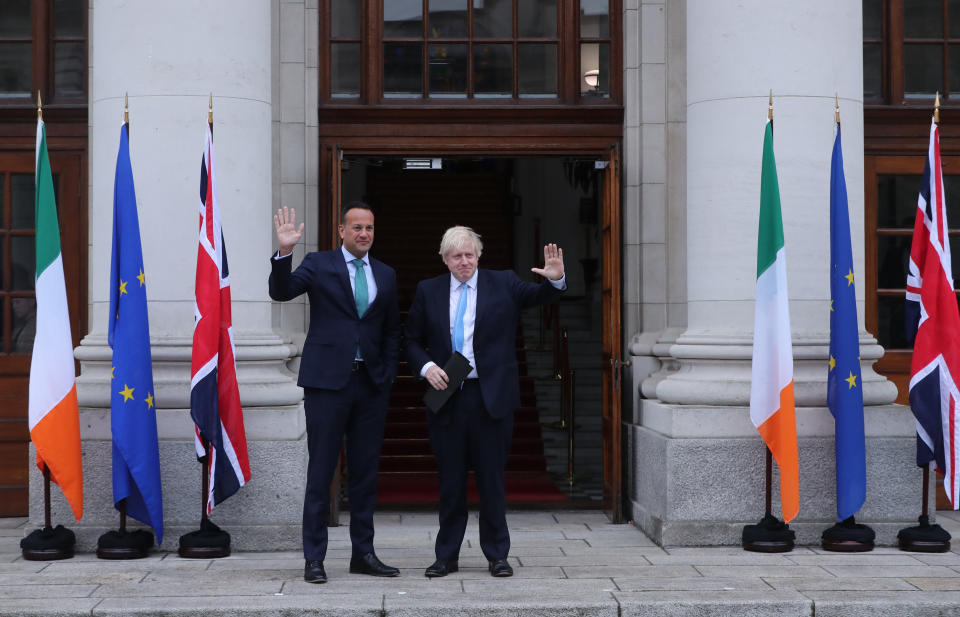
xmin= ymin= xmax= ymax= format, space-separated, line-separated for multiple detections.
xmin=2 ymin=510 xmax=960 ymax=616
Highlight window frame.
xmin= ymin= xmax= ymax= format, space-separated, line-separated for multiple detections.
xmin=0 ymin=0 xmax=88 ymax=108
xmin=864 ymin=154 xmax=960 ymax=405
xmin=320 ymin=0 xmax=621 ymax=106
xmin=864 ymin=0 xmax=960 ymax=106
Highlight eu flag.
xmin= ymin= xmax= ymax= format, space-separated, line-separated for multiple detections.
xmin=109 ymin=123 xmax=164 ymax=543
xmin=827 ymin=125 xmax=867 ymax=522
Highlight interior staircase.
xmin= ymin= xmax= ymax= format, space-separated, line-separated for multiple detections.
xmin=377 ymin=328 xmax=569 ymax=504
xmin=522 ymin=297 xmax=604 ymax=503
xmin=361 ymin=164 xmax=569 ymax=504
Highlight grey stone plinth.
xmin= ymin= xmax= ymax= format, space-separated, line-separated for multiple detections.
xmin=29 ymin=438 xmax=308 ymax=552
xmin=629 ymin=403 xmax=925 ymax=546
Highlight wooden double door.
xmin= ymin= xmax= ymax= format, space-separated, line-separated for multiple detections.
xmin=327 ymin=147 xmax=627 ymax=521
xmin=0 ymin=151 xmax=85 ymax=517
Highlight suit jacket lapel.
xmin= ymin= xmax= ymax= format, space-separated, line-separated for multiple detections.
xmin=438 ymin=276 xmax=452 ymax=357
xmin=474 ymin=270 xmax=487 ymax=347
xmin=332 ymin=250 xmax=358 ymax=316
xmin=367 ymin=258 xmax=386 ymax=313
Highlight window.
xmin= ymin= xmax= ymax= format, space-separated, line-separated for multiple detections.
xmin=0 ymin=168 xmax=43 ymax=354
xmin=323 ymin=0 xmax=619 ymax=104
xmin=864 ymin=0 xmax=960 ymax=104
xmin=579 ymin=0 xmax=611 ymax=98
xmin=0 ymin=0 xmax=86 ymax=104
xmin=864 ymin=155 xmax=960 ymax=404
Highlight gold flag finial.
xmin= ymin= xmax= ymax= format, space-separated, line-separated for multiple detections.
xmin=768 ymin=89 xmax=773 ymax=121
xmin=37 ymin=92 xmax=42 ymax=121
xmin=935 ymin=91 xmax=941 ymax=124
xmin=208 ymin=93 xmax=213 ymax=124
xmin=835 ymin=92 xmax=840 ymax=125
xmin=124 ymin=92 xmax=129 ymax=125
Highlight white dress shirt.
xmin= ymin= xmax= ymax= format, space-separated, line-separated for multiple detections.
xmin=341 ymin=245 xmax=377 ymax=305
xmin=421 ymin=272 xmax=565 ymax=381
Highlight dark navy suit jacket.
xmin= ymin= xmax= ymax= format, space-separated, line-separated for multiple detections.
xmin=269 ymin=249 xmax=400 ymax=391
xmin=405 ymin=269 xmax=564 ymax=419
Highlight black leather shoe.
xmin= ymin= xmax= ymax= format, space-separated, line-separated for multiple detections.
xmin=304 ymin=560 xmax=327 ymax=583
xmin=488 ymin=558 xmax=513 ymax=577
xmin=349 ymin=552 xmax=400 ymax=577
xmin=424 ymin=559 xmax=458 ymax=577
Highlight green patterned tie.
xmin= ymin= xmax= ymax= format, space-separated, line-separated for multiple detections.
xmin=353 ymin=259 xmax=368 ymax=317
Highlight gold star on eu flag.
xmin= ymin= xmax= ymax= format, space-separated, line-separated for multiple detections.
xmin=145 ymin=392 xmax=154 ymax=409
xmin=829 ymin=355 xmax=836 ymax=371
xmin=137 ymin=269 xmax=145 ymax=287
xmin=119 ymin=279 xmax=128 ymax=295
xmin=845 ymin=269 xmax=854 ymax=286
xmin=119 ymin=384 xmax=135 ymax=402
xmin=845 ymin=371 xmax=857 ymax=389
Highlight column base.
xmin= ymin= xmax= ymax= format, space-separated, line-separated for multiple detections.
xmin=627 ymin=401 xmax=927 ymax=546
xmin=30 ymin=437 xmax=308 ymax=552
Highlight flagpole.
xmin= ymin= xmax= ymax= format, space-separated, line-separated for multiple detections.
xmin=180 ymin=94 xmax=233 ymax=558
xmin=897 ymin=93 xmax=951 ymax=553
xmin=118 ymin=91 xmax=130 ymax=537
xmin=43 ymin=464 xmax=51 ymax=530
xmin=96 ymin=94 xmax=159 ymax=560
xmin=919 ymin=92 xmax=937 ymax=528
xmin=22 ymin=92 xmax=78 ymax=560
xmin=763 ymin=88 xmax=774 ymax=523
xmin=38 ymin=93 xmax=53 ymax=535
xmin=820 ymin=94 xmax=875 ymax=552
xmin=743 ymin=90 xmax=795 ymax=553
xmin=200 ymin=92 xmax=213 ymax=529
xmin=37 ymin=93 xmax=54 ymax=534
xmin=917 ymin=92 xmax=937 ymax=530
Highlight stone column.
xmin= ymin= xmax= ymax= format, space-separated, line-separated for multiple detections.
xmin=629 ymin=0 xmax=919 ymax=546
xmin=30 ymin=0 xmax=307 ymax=551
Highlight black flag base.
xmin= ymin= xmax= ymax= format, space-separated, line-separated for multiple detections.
xmin=20 ymin=525 xmax=75 ymax=561
xmin=178 ymin=518 xmax=231 ymax=558
xmin=898 ymin=515 xmax=951 ymax=552
xmin=822 ymin=516 xmax=875 ymax=552
xmin=96 ymin=529 xmax=154 ymax=559
xmin=742 ymin=513 xmax=795 ymax=552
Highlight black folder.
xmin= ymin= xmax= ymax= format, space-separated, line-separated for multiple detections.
xmin=423 ymin=352 xmax=473 ymax=413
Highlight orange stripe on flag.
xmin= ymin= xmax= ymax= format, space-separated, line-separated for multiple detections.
xmin=757 ymin=381 xmax=799 ymax=523
xmin=31 ymin=384 xmax=83 ymax=520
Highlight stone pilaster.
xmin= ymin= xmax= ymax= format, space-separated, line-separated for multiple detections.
xmin=30 ymin=0 xmax=312 ymax=551
xmin=627 ymin=0 xmax=919 ymax=545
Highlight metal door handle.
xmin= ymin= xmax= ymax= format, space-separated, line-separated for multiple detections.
xmin=613 ymin=358 xmax=632 ymax=390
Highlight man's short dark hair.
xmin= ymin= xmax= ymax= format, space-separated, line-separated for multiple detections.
xmin=340 ymin=200 xmax=373 ymax=224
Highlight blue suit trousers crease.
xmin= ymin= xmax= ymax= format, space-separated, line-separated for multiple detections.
xmin=430 ymin=381 xmax=513 ymax=562
xmin=302 ymin=370 xmax=388 ymax=561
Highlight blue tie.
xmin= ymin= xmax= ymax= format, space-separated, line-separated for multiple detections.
xmin=353 ymin=259 xmax=368 ymax=317
xmin=353 ymin=259 xmax=368 ymax=361
xmin=453 ymin=282 xmax=467 ymax=353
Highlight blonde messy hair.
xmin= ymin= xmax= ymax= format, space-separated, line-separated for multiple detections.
xmin=439 ymin=226 xmax=483 ymax=259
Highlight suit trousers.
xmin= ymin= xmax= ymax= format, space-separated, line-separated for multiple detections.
xmin=429 ymin=380 xmax=514 ymax=562
xmin=302 ymin=366 xmax=389 ymax=561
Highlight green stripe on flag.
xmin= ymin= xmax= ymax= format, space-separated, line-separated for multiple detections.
xmin=35 ymin=122 xmax=62 ymax=278
xmin=757 ymin=121 xmax=785 ymax=277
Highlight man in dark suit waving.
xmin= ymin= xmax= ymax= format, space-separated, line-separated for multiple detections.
xmin=269 ymin=202 xmax=400 ymax=584
xmin=405 ymin=226 xmax=565 ymax=578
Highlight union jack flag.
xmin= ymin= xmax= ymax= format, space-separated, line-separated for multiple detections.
xmin=906 ymin=118 xmax=960 ymax=509
xmin=191 ymin=123 xmax=251 ymax=513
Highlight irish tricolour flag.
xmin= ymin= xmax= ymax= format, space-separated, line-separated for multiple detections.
xmin=749 ymin=119 xmax=799 ymax=523
xmin=28 ymin=117 xmax=83 ymax=520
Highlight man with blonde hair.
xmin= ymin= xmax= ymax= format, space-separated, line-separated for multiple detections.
xmin=405 ymin=225 xmax=565 ymax=578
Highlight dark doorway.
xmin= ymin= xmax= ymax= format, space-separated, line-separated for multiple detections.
xmin=340 ymin=155 xmax=606 ymax=507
